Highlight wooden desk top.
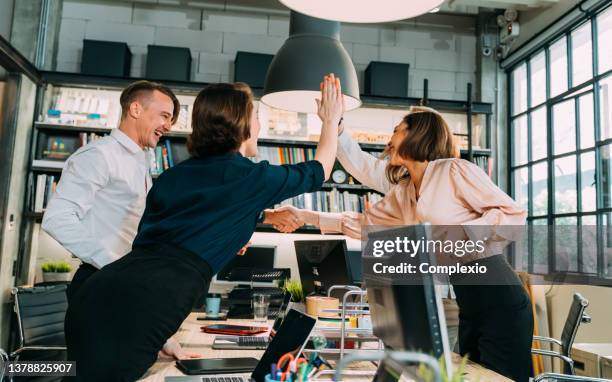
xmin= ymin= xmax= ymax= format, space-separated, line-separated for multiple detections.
xmin=138 ymin=313 xmax=511 ymax=382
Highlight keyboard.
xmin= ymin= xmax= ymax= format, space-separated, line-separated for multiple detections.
xmin=237 ymin=336 xmax=269 ymax=347
xmin=201 ymin=377 xmax=247 ymax=382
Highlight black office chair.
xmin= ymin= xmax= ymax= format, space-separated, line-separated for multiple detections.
xmin=532 ymin=293 xmax=591 ymax=375
xmin=1 ymin=347 xmax=9 ymax=381
xmin=10 ymin=285 xmax=68 ymax=361
xmin=534 ymin=373 xmax=612 ymax=381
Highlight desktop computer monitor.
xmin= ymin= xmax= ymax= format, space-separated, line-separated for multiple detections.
xmin=364 ymin=225 xmax=452 ymax=377
xmin=346 ymin=250 xmax=363 ymax=285
xmin=294 ymin=239 xmax=351 ymax=296
xmin=216 ymin=245 xmax=276 ymax=285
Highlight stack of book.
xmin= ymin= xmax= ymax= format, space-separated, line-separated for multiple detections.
xmin=280 ymin=189 xmax=382 ymax=213
xmin=79 ymin=132 xmax=103 ymax=146
xmin=33 ymin=174 xmax=58 ymax=212
xmin=472 ymin=156 xmax=493 ymax=178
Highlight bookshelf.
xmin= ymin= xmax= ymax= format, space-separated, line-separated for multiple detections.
xmin=24 ymin=73 xmax=494 ymax=237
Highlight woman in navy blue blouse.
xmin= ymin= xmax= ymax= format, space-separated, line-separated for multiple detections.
xmin=65 ymin=75 xmax=344 ymax=381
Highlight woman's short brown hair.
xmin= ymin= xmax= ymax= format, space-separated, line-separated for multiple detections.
xmin=187 ymin=83 xmax=253 ymax=157
xmin=385 ymin=107 xmax=459 ymax=184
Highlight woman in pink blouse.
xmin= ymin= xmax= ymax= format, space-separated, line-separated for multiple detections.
xmin=290 ymin=107 xmax=533 ymax=381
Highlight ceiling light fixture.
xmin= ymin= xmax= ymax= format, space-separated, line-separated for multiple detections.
xmin=278 ymin=0 xmax=445 ymax=23
xmin=262 ymin=11 xmax=361 ymax=114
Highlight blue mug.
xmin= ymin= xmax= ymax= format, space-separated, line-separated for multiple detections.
xmin=205 ymin=293 xmax=221 ymax=318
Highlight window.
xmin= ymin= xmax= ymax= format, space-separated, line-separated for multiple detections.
xmin=598 ymin=6 xmax=612 ymax=74
xmin=550 ymin=37 xmax=568 ymax=97
xmin=509 ymin=5 xmax=612 ymax=281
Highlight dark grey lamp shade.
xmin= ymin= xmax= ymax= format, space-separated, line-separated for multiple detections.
xmin=262 ymin=11 xmax=360 ymax=113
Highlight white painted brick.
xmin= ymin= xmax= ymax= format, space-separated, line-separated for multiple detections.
xmin=198 ymin=52 xmax=233 ymax=76
xmin=414 ymin=14 xmax=475 ymax=31
xmin=85 ymin=21 xmax=154 ymax=47
xmin=341 ymin=24 xmax=380 ymax=45
xmin=222 ymin=33 xmax=284 ymax=56
xmin=429 ymin=90 xmax=463 ymax=101
xmin=202 ymin=11 xmax=268 ymax=35
xmin=395 ymin=27 xmax=441 ymax=50
xmin=221 ymin=74 xmax=230 ymax=82
xmin=458 ymin=52 xmax=476 ymax=72
xmin=194 ymin=72 xmax=221 ymax=83
xmin=352 ymin=44 xmax=379 ymax=65
xmin=455 ymin=33 xmax=477 ymax=54
xmin=455 ymin=72 xmax=476 ymax=93
xmin=414 ymin=49 xmax=460 ymax=72
xmin=56 ymin=46 xmax=82 ymax=66
xmin=411 ymin=69 xmax=455 ymax=93
xmin=380 ymin=27 xmax=396 ymax=46
xmin=428 ymin=31 xmax=454 ymax=51
xmin=62 ymin=0 xmax=133 ymax=23
xmin=129 ymin=45 xmax=147 ymax=78
xmin=268 ymin=15 xmax=289 ymax=37
xmin=59 ymin=19 xmax=86 ymax=42
xmin=155 ymin=27 xmax=222 ymax=53
xmin=56 ymin=60 xmax=80 ymax=73
xmin=379 ymin=46 xmax=415 ymax=65
xmin=133 ymin=4 xmax=201 ymax=30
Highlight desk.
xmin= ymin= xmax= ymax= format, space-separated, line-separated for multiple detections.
xmin=138 ymin=313 xmax=511 ymax=382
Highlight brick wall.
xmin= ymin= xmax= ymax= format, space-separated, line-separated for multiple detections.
xmin=57 ymin=0 xmax=477 ymax=101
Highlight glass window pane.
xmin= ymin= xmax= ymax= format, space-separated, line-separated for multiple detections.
xmin=603 ymin=213 xmax=612 ymax=278
xmin=531 ymin=107 xmax=547 ymax=160
xmin=600 ymin=75 xmax=612 ymax=141
xmin=600 ymin=143 xmax=612 ymax=208
xmin=512 ymin=63 xmax=528 ymax=115
xmin=532 ymin=219 xmax=549 ymax=274
xmin=514 ymin=168 xmax=529 ymax=213
xmin=579 ymin=93 xmax=595 ymax=148
xmin=598 ymin=6 xmax=612 ymax=74
xmin=581 ymin=215 xmax=597 ymax=274
xmin=530 ymin=51 xmax=547 ymax=106
xmin=554 ymin=155 xmax=577 ymax=213
xmin=581 ymin=151 xmax=596 ymax=212
xmin=532 ymin=162 xmax=548 ymax=216
xmin=513 ymin=115 xmax=528 ymax=165
xmin=550 ymin=37 xmax=568 ymax=97
xmin=553 ymin=100 xmax=576 ymax=155
xmin=571 ymin=22 xmax=593 ymax=86
xmin=555 ymin=216 xmax=578 ymax=272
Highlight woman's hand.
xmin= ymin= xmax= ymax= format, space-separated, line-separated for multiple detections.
xmin=264 ymin=206 xmax=304 ymax=233
xmin=158 ymin=337 xmax=203 ymax=360
xmin=315 ymin=73 xmax=344 ymax=128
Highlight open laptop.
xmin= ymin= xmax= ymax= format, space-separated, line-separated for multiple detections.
xmin=212 ymin=292 xmax=291 ymax=350
xmin=166 ymin=308 xmax=316 ymax=382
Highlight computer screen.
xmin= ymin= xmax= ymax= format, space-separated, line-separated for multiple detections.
xmin=294 ymin=239 xmax=351 ymax=296
xmin=216 ymin=246 xmax=275 ymax=283
xmin=346 ymin=250 xmax=363 ymax=285
xmin=364 ymin=225 xmax=452 ymax=377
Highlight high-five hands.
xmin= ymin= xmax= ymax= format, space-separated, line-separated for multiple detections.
xmin=315 ymin=73 xmax=344 ymax=128
xmin=263 ymin=206 xmax=305 ymax=233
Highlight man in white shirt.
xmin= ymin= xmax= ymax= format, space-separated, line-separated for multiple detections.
xmin=42 ymin=80 xmax=197 ymax=360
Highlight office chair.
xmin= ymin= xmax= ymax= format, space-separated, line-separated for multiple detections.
xmin=534 ymin=373 xmax=611 ymax=381
xmin=532 ymin=293 xmax=591 ymax=375
xmin=10 ymin=285 xmax=68 ymax=361
xmin=1 ymin=347 xmax=9 ymax=381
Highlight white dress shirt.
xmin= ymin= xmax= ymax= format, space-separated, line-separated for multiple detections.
xmin=42 ymin=129 xmax=151 ymax=269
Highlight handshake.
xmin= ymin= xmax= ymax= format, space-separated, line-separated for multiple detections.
xmin=263 ymin=205 xmax=307 ymax=233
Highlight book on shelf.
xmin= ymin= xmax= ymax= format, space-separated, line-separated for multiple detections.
xmin=150 ymin=141 xmax=176 ymax=175
xmin=472 ymin=156 xmax=494 ymax=178
xmin=253 ymin=146 xmax=316 ymax=165
xmin=280 ymin=189 xmax=382 ymax=214
xmin=32 ymin=159 xmax=66 ymax=169
xmin=33 ymin=174 xmax=57 ymax=213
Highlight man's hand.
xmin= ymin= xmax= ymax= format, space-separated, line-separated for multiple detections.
xmin=263 ymin=206 xmax=304 ymax=233
xmin=158 ymin=337 xmax=203 ymax=360
xmin=237 ymin=241 xmax=252 ymax=256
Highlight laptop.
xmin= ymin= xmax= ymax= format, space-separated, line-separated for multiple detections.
xmin=167 ymin=308 xmax=316 ymax=382
xmin=212 ymin=293 xmax=291 ymax=350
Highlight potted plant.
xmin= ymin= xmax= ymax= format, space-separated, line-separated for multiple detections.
xmin=41 ymin=260 xmax=72 ymax=282
xmin=280 ymin=279 xmax=306 ymax=312
xmin=418 ymin=355 xmax=475 ymax=382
